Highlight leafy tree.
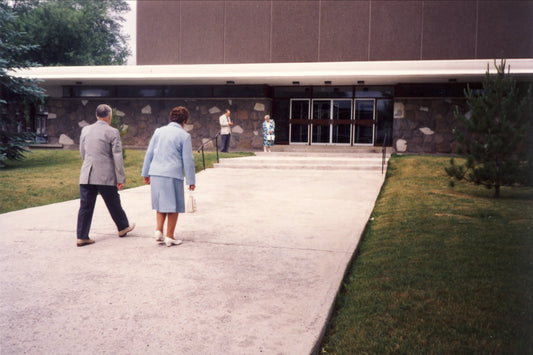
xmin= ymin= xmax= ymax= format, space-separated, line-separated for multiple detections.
xmin=1 ymin=0 xmax=131 ymax=166
xmin=0 ymin=1 xmax=45 ymax=167
xmin=9 ymin=0 xmax=131 ymax=66
xmin=446 ymin=59 xmax=533 ymax=197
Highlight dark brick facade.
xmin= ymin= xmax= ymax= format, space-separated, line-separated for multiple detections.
xmin=137 ymin=0 xmax=533 ymax=65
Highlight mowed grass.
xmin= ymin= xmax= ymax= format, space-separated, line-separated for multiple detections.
xmin=321 ymin=155 xmax=533 ymax=353
xmin=0 ymin=149 xmax=252 ymax=214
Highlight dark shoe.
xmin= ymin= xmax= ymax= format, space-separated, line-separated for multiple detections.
xmin=118 ymin=222 xmax=135 ymax=237
xmin=77 ymin=238 xmax=95 ymax=247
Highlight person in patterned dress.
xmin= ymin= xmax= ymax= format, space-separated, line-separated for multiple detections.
xmin=262 ymin=115 xmax=275 ymax=152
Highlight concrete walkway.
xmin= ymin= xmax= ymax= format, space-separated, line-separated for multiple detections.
xmin=0 ymin=151 xmax=387 ymax=354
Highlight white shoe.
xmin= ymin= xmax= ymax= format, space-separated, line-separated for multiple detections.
xmin=154 ymin=230 xmax=163 ymax=242
xmin=165 ymin=237 xmax=183 ymax=247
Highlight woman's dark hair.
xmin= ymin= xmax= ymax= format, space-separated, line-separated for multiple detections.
xmin=169 ymin=106 xmax=190 ymax=124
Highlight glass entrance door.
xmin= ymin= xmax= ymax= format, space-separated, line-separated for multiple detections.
xmin=311 ymin=100 xmax=330 ymax=144
xmin=311 ymin=99 xmax=352 ymax=144
xmin=289 ymin=99 xmax=310 ymax=144
xmin=353 ymin=99 xmax=375 ymax=144
xmin=290 ymin=98 xmax=375 ymax=145
xmin=332 ymin=100 xmax=352 ymax=144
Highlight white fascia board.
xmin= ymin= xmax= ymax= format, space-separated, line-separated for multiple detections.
xmin=10 ymin=59 xmax=533 ymax=86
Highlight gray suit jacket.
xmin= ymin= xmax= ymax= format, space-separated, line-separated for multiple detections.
xmin=79 ymin=120 xmax=125 ymax=186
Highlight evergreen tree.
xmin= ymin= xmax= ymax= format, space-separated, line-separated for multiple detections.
xmin=446 ymin=59 xmax=533 ymax=197
xmin=0 ymin=2 xmax=45 ymax=167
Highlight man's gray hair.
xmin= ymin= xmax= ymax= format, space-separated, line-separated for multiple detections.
xmin=96 ymin=104 xmax=112 ymax=118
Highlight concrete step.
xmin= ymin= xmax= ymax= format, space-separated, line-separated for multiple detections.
xmin=255 ymin=151 xmax=389 ymax=158
xmin=270 ymin=145 xmax=393 ymax=154
xmin=214 ymin=152 xmax=389 ymax=171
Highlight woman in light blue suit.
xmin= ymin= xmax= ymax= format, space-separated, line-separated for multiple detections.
xmin=142 ymin=106 xmax=196 ymax=247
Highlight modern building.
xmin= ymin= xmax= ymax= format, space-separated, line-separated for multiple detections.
xmin=10 ymin=0 xmax=533 ymax=153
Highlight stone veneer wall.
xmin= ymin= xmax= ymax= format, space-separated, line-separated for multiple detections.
xmin=45 ymin=96 xmax=471 ymax=154
xmin=393 ymin=98 xmax=468 ymax=154
xmin=45 ymin=98 xmax=272 ymax=150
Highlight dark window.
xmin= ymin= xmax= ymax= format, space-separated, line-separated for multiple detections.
xmin=394 ymin=83 xmax=479 ymax=97
xmin=62 ymin=87 xmax=72 ymax=97
xmin=71 ymin=86 xmax=115 ymax=97
xmin=213 ymin=85 xmax=268 ymax=98
xmin=165 ymin=86 xmax=212 ymax=98
xmin=313 ymin=86 xmax=353 ymax=98
xmin=273 ymin=86 xmax=313 ymax=98
xmin=117 ymin=87 xmax=164 ymax=97
xmin=355 ymin=86 xmax=394 ymax=98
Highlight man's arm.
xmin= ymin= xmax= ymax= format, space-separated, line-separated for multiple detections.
xmin=111 ymin=130 xmax=126 ymax=186
xmin=79 ymin=127 xmax=87 ymax=160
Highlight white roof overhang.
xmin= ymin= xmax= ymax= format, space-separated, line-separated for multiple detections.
xmin=11 ymin=59 xmax=533 ymax=88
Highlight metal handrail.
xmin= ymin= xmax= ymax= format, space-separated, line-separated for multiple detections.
xmin=382 ymin=133 xmax=387 ymax=174
xmin=197 ymin=132 xmax=220 ymax=171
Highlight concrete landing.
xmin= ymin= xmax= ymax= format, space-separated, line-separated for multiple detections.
xmin=215 ymin=152 xmax=389 ymax=171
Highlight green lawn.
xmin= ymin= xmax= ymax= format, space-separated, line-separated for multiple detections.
xmin=0 ymin=149 xmax=252 ymax=214
xmin=321 ymin=155 xmax=533 ymax=353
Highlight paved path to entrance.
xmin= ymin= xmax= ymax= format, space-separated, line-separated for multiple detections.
xmin=0 ymin=152 xmax=387 ymax=354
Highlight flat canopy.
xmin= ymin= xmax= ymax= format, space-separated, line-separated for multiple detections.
xmin=12 ymin=59 xmax=533 ymax=88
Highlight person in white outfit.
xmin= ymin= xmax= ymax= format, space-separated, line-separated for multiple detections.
xmin=219 ymin=109 xmax=233 ymax=152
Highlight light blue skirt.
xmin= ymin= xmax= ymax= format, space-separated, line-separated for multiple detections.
xmin=150 ymin=176 xmax=185 ymax=213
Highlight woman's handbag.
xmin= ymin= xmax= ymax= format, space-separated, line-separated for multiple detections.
xmin=267 ymin=134 xmax=275 ymax=141
xmin=186 ymin=191 xmax=197 ymax=213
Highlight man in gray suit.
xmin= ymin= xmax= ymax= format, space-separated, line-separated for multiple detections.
xmin=76 ymin=104 xmax=135 ymax=247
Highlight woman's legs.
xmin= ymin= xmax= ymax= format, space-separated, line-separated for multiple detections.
xmin=163 ymin=213 xmax=181 ymax=247
xmin=156 ymin=211 xmax=166 ymax=233
xmin=156 ymin=211 xmax=179 ymax=239
xmin=166 ymin=213 xmax=179 ymax=238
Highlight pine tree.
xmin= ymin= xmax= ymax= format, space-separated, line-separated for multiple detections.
xmin=0 ymin=2 xmax=45 ymax=167
xmin=446 ymin=59 xmax=533 ymax=197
